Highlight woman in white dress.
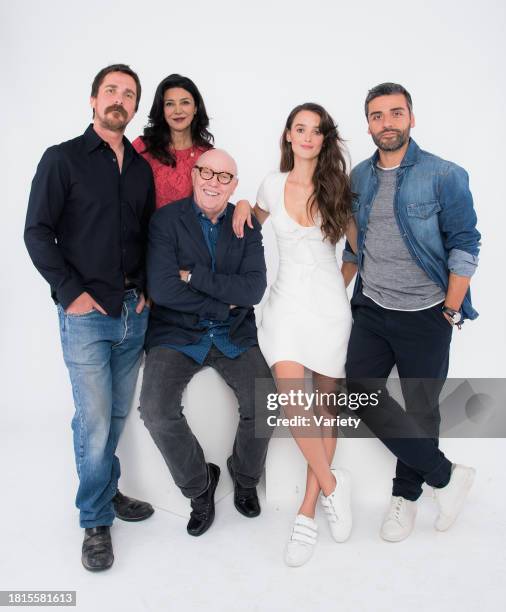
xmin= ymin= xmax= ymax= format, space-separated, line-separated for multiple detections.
xmin=233 ymin=103 xmax=357 ymax=566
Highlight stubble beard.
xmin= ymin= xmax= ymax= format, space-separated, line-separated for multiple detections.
xmin=372 ymin=127 xmax=410 ymax=152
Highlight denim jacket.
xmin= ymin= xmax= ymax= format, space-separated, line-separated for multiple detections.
xmin=343 ymin=139 xmax=480 ymax=320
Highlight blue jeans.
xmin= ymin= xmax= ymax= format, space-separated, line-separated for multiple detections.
xmin=57 ymin=290 xmax=148 ymax=528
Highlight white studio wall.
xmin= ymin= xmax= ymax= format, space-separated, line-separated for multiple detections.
xmin=2 ymin=0 xmax=505 ymax=549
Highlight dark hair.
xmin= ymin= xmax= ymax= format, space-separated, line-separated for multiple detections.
xmin=91 ymin=64 xmax=141 ymax=111
xmin=280 ymin=103 xmax=353 ymax=245
xmin=139 ymin=74 xmax=214 ymax=167
xmin=364 ymin=82 xmax=413 ymax=118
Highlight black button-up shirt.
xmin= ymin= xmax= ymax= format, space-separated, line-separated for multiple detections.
xmin=24 ymin=124 xmax=155 ymax=317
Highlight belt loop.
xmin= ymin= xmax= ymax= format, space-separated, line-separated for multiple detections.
xmin=124 ymin=287 xmax=138 ymax=301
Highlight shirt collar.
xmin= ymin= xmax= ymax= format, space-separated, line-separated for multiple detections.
xmin=84 ymin=124 xmax=104 ymax=152
xmin=83 ymin=123 xmax=135 ymax=161
xmin=369 ymin=137 xmax=420 ymax=170
xmin=191 ymin=198 xmax=227 ymax=224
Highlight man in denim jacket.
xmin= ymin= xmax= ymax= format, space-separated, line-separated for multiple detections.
xmin=343 ymin=83 xmax=480 ymax=542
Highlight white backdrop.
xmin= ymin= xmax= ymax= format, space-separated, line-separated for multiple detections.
xmin=2 ymin=0 xmax=505 ymax=485
xmin=1 ymin=0 xmax=505 ymax=605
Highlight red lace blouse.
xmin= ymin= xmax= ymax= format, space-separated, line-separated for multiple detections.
xmin=132 ymin=137 xmax=211 ymax=209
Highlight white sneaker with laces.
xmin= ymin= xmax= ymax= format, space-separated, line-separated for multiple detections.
xmin=433 ymin=464 xmax=476 ymax=531
xmin=380 ymin=495 xmax=417 ymax=542
xmin=284 ymin=514 xmax=318 ymax=567
xmin=320 ymin=468 xmax=352 ymax=543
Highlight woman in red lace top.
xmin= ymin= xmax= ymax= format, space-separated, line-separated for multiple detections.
xmin=133 ymin=74 xmax=214 ymax=208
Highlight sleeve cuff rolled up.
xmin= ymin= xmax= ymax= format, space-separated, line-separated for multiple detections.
xmin=448 ymin=248 xmax=479 ymax=277
xmin=342 ymin=249 xmax=358 ymax=265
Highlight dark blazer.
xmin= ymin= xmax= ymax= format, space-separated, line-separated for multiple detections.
xmin=145 ymin=197 xmax=267 ymax=351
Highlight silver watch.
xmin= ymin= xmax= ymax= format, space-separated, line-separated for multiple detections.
xmin=442 ymin=306 xmax=462 ymax=327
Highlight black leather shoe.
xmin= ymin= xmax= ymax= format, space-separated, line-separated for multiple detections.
xmin=112 ymin=490 xmax=154 ymax=522
xmin=227 ymin=456 xmax=261 ymax=518
xmin=82 ymin=526 xmax=114 ymax=572
xmin=187 ymin=463 xmax=220 ymax=537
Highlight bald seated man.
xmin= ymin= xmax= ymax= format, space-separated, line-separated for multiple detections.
xmin=139 ymin=149 xmax=276 ymax=536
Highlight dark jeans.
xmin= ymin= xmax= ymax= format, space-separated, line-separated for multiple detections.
xmin=139 ymin=345 xmax=275 ymax=499
xmin=346 ymin=292 xmax=453 ymax=501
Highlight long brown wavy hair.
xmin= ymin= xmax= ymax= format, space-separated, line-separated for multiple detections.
xmin=280 ymin=103 xmax=353 ymax=244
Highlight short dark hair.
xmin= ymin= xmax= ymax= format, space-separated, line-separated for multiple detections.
xmin=90 ymin=64 xmax=142 ymax=111
xmin=364 ymin=82 xmax=413 ymax=118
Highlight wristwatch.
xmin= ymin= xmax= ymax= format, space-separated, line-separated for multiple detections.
xmin=186 ymin=272 xmax=192 ymax=284
xmin=441 ymin=305 xmax=463 ymax=329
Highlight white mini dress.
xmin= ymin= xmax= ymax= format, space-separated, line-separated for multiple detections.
xmin=257 ymin=171 xmax=352 ymax=378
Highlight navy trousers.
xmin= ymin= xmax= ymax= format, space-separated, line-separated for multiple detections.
xmin=346 ymin=291 xmax=453 ymax=501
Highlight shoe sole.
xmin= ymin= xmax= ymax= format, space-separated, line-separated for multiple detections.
xmin=114 ymin=507 xmax=155 ymax=522
xmin=187 ymin=465 xmax=221 ymax=537
xmin=329 ymin=527 xmax=352 ymax=543
xmin=81 ymin=556 xmax=114 ymax=571
xmin=284 ymin=553 xmax=314 ymax=568
xmin=380 ymin=525 xmax=415 ymax=543
xmin=227 ymin=458 xmax=260 ymax=518
xmin=435 ymin=468 xmax=476 ymax=532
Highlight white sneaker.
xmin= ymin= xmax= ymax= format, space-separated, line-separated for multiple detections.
xmin=433 ymin=464 xmax=476 ymax=531
xmin=380 ymin=496 xmax=417 ymax=542
xmin=284 ymin=514 xmax=318 ymax=567
xmin=320 ymin=468 xmax=352 ymax=543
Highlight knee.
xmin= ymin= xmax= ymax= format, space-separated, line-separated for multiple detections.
xmin=85 ymin=418 xmax=110 ymax=460
xmin=139 ymin=379 xmax=183 ymax=431
xmin=237 ymin=396 xmax=256 ymax=421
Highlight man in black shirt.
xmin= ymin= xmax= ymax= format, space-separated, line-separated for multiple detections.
xmin=24 ymin=64 xmax=156 ymax=572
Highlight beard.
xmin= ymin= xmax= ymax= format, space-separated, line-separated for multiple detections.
xmin=372 ymin=127 xmax=410 ymax=152
xmin=96 ymin=105 xmax=129 ymax=132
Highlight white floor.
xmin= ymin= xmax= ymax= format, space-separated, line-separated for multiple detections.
xmin=1 ymin=417 xmax=504 ymax=612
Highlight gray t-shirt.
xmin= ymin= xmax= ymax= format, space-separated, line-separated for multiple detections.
xmin=361 ymin=166 xmax=445 ymax=310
